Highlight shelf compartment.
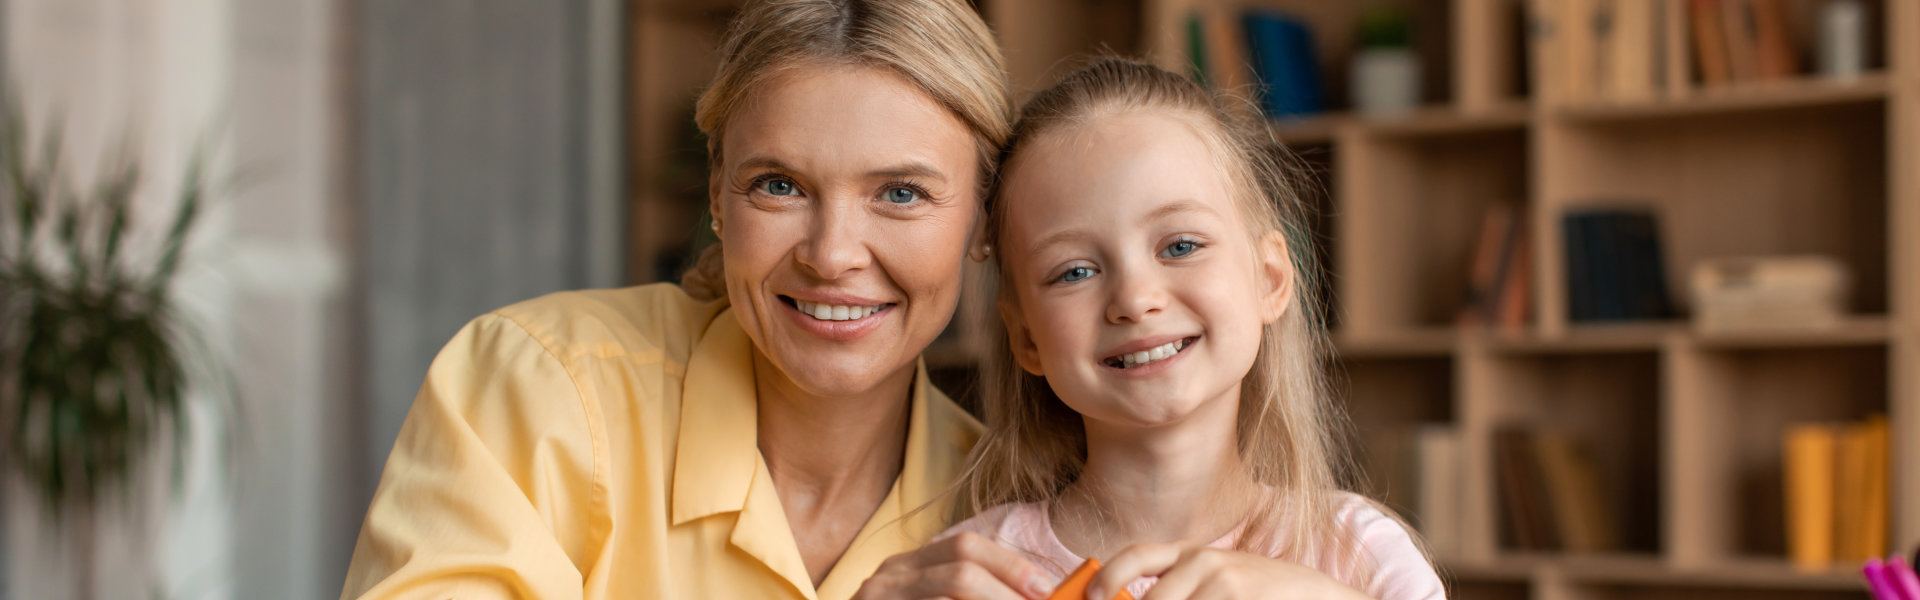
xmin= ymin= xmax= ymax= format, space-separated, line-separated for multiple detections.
xmin=1460 ymin=349 xmax=1665 ymax=559
xmin=1338 ymin=128 xmax=1531 ymax=336
xmin=1537 ymin=97 xmax=1888 ymax=333
xmin=1665 ymin=341 xmax=1889 ymax=566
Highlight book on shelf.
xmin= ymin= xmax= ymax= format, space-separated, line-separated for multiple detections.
xmin=1784 ymin=416 xmax=1890 ymax=570
xmin=1364 ymin=425 xmax=1463 ymax=557
xmin=1459 ymin=203 xmax=1531 ymax=330
xmin=1562 ymin=207 xmax=1673 ymax=324
xmin=1689 ymin=255 xmax=1851 ymax=332
xmin=1179 ymin=7 xmax=1328 ymax=118
xmin=1494 ymin=427 xmax=1621 ymax=553
xmin=1536 ymin=0 xmax=1802 ymax=102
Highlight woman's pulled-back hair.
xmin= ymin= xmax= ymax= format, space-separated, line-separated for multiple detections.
xmin=679 ymin=0 xmax=1012 ymax=301
xmin=958 ymin=56 xmax=1401 ymax=589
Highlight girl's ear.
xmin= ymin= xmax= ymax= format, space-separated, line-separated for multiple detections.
xmin=1257 ymin=229 xmax=1295 ymax=324
xmin=997 ymin=295 xmax=1047 ymax=376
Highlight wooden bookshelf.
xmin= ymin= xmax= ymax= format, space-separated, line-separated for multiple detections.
xmin=627 ymin=0 xmax=1919 ymax=597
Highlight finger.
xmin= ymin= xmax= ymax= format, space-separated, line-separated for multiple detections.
xmin=1089 ymin=543 xmax=1183 ymax=600
xmin=917 ymin=532 xmax=1058 ymax=600
xmin=903 ymin=560 xmax=1037 ymax=600
xmin=1137 ymin=549 xmax=1221 ymax=600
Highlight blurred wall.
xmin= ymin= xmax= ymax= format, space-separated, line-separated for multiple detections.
xmin=1 ymin=0 xmax=624 ymax=598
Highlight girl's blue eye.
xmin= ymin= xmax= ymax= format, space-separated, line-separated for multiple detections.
xmin=1162 ymin=240 xmax=1199 ymax=258
xmin=886 ymin=187 xmax=919 ymax=204
xmin=761 ymin=178 xmax=797 ymax=196
xmin=1058 ymin=266 xmax=1094 ymax=283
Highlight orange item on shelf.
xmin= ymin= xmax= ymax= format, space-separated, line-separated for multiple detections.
xmin=1048 ymin=558 xmax=1137 ymax=600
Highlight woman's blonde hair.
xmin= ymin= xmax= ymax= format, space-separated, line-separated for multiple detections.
xmin=680 ymin=0 xmax=1012 ymax=300
xmin=958 ymin=56 xmax=1395 ymax=588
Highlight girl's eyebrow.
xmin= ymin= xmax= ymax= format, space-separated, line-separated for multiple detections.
xmin=1027 ymin=199 xmax=1217 ymax=255
xmin=1144 ymin=198 xmax=1218 ymax=221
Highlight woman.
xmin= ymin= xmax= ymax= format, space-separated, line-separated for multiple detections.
xmin=340 ymin=1 xmax=1050 ymax=598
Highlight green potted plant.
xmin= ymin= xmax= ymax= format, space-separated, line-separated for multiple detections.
xmin=0 ymin=104 xmax=228 ymax=599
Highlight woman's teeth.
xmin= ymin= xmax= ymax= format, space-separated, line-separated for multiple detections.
xmin=795 ymin=300 xmax=881 ymax=321
xmin=1116 ymin=339 xmax=1187 ymax=369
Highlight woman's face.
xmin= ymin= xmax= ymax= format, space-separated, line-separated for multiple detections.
xmin=713 ymin=63 xmax=981 ymax=399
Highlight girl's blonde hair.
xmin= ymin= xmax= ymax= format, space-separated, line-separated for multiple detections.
xmin=680 ymin=0 xmax=1012 ymax=300
xmin=958 ymin=56 xmax=1388 ymax=588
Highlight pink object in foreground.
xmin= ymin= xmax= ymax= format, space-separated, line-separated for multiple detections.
xmin=1865 ymin=559 xmax=1902 ymax=600
xmin=1888 ymin=557 xmax=1920 ymax=600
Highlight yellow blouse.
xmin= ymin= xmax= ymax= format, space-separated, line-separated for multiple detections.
xmin=341 ymin=284 xmax=982 ymax=600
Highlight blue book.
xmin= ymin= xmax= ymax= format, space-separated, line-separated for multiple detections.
xmin=1242 ymin=11 xmax=1323 ymax=117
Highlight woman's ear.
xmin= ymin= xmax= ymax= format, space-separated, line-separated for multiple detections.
xmin=997 ymin=295 xmax=1046 ymax=376
xmin=966 ymin=210 xmax=992 ymax=263
xmin=708 ymin=169 xmax=725 ymax=235
xmin=1257 ymin=230 xmax=1295 ymax=324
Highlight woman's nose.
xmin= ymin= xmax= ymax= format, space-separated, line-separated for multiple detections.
xmin=794 ymin=200 xmax=873 ymax=280
xmin=1104 ymin=267 xmax=1167 ymax=324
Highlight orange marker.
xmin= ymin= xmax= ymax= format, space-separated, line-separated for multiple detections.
xmin=1047 ymin=558 xmax=1137 ymax=600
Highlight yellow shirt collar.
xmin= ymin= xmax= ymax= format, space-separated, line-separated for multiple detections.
xmin=671 ymin=308 xmax=957 ymax=597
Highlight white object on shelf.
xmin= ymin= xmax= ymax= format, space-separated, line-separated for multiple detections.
xmin=1352 ymin=48 xmax=1421 ymax=114
xmin=1819 ymin=0 xmax=1866 ymax=79
xmin=1690 ymin=255 xmax=1851 ymax=332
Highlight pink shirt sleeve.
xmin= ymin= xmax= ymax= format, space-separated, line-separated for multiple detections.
xmin=1338 ymin=495 xmax=1448 ymax=600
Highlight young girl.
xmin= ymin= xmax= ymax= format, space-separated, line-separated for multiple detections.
xmin=945 ymin=57 xmax=1447 ymax=600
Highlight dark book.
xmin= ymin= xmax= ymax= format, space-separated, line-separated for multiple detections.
xmin=1564 ymin=213 xmax=1594 ymax=322
xmin=1616 ymin=211 xmax=1673 ymax=319
xmin=1243 ymin=10 xmax=1323 ymax=117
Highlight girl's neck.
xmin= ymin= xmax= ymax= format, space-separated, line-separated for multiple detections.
xmin=1050 ymin=384 xmax=1261 ymax=560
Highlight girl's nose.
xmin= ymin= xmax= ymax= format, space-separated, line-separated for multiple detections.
xmin=1104 ymin=268 xmax=1168 ymax=324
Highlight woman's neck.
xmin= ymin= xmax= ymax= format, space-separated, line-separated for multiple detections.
xmin=1051 ymin=385 xmax=1260 ymax=560
xmin=751 ymin=348 xmax=916 ymax=585
xmin=752 ymin=349 xmax=916 ymax=500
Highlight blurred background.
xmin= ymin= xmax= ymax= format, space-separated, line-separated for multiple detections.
xmin=0 ymin=0 xmax=1914 ymax=599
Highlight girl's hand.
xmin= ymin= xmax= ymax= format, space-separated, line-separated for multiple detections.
xmin=852 ymin=531 xmax=1061 ymax=600
xmin=1089 ymin=543 xmax=1371 ymax=600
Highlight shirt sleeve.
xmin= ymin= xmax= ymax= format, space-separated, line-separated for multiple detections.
xmin=341 ymin=313 xmax=603 ymax=600
xmin=1348 ymin=503 xmax=1448 ymax=600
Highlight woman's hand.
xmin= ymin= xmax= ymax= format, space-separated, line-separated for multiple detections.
xmin=853 ymin=531 xmax=1060 ymax=600
xmin=1089 ymin=543 xmax=1371 ymax=600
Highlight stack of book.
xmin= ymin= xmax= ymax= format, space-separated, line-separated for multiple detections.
xmin=1785 ymin=416 xmax=1891 ymax=571
xmin=1495 ymin=427 xmax=1620 ymax=553
xmin=1690 ymin=255 xmax=1851 ymax=332
xmin=1562 ymin=207 xmax=1674 ymax=323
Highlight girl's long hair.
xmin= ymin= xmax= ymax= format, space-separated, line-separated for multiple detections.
xmin=954 ymin=56 xmax=1403 ymax=589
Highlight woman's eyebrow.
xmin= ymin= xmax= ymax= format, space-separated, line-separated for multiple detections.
xmin=734 ymin=155 xmax=793 ymax=174
xmin=866 ymin=160 xmax=946 ymax=183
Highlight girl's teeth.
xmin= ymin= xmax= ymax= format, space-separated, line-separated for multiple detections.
xmin=796 ymin=300 xmax=879 ymax=321
xmin=1117 ymin=340 xmax=1187 ymax=368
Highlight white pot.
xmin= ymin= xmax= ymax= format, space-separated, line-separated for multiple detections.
xmin=1352 ymin=48 xmax=1421 ymax=115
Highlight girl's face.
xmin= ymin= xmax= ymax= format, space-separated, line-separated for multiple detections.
xmin=713 ymin=63 xmax=981 ymax=398
xmin=997 ymin=112 xmax=1292 ymax=428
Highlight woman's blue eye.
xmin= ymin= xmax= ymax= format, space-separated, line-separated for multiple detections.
xmin=886 ymin=187 xmax=919 ymax=204
xmin=1162 ymin=240 xmax=1198 ymax=258
xmin=761 ymin=179 xmax=797 ymax=196
xmin=1059 ymin=266 xmax=1094 ymax=282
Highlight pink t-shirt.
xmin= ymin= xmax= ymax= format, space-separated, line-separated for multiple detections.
xmin=941 ymin=492 xmax=1446 ymax=599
